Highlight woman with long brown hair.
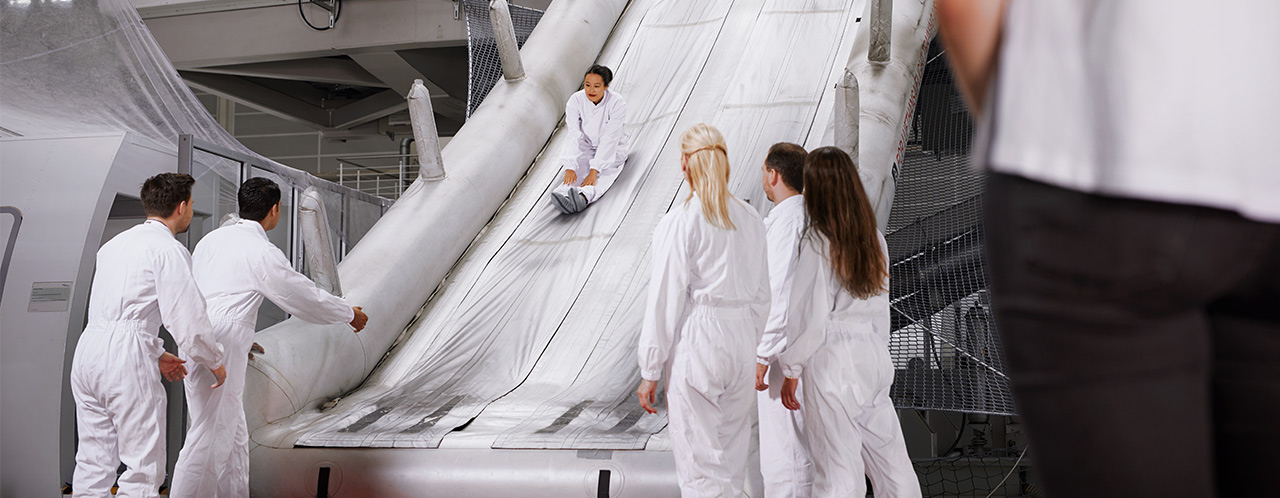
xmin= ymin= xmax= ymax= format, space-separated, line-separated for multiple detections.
xmin=636 ymin=123 xmax=770 ymax=497
xmin=778 ymin=147 xmax=920 ymax=497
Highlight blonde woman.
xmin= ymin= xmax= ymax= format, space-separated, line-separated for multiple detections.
xmin=636 ymin=124 xmax=770 ymax=497
xmin=779 ymin=147 xmax=919 ymax=497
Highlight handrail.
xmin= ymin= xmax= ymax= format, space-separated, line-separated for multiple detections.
xmin=335 ymin=153 xmax=419 ymax=181
xmin=178 ymin=134 xmax=393 ymax=209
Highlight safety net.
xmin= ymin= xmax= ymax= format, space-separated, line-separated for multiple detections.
xmin=886 ymin=42 xmax=1017 ymax=416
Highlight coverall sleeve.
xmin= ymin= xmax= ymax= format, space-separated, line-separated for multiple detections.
xmin=255 ymin=247 xmax=355 ymax=325
xmin=778 ymin=236 xmax=832 ymax=379
xmin=588 ymin=96 xmax=628 ymax=173
xmin=750 ymin=217 xmax=772 ymax=349
xmin=757 ymin=217 xmax=802 ymax=363
xmin=637 ymin=214 xmax=690 ymax=382
xmin=560 ymin=96 xmax=587 ymax=172
xmin=873 ymin=233 xmax=891 ymax=344
xmin=154 ymin=244 xmax=225 ymax=369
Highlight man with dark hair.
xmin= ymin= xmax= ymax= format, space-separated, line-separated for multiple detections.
xmin=71 ymin=173 xmax=227 ymax=497
xmin=171 ymin=177 xmax=368 ymax=498
xmin=755 ymin=142 xmax=814 ymax=497
xmin=763 ymin=142 xmax=806 ymax=199
xmin=236 ymin=176 xmax=281 ymax=221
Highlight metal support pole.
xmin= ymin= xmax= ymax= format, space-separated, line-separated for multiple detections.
xmin=398 ymin=137 xmax=412 ymax=194
xmin=290 ymin=188 xmax=300 ymax=273
xmin=177 ymin=134 xmax=193 ymax=176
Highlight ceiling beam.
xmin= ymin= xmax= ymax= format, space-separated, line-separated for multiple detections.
xmin=180 ymin=71 xmax=329 ymax=129
xmin=347 ymin=51 xmax=432 ymax=95
xmin=145 ymin=0 xmax=467 ymax=69
xmin=430 ymin=97 xmax=468 ymax=124
xmin=187 ymin=58 xmax=388 ymax=88
xmin=329 ymin=89 xmax=407 ymax=130
xmin=348 ymin=51 xmax=467 ymax=122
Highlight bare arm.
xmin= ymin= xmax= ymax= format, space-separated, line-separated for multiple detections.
xmin=937 ymin=0 xmax=1007 ymax=115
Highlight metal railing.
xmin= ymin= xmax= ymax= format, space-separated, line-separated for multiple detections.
xmin=178 ymin=135 xmax=394 ymax=268
xmin=334 ymin=153 xmax=420 ymax=200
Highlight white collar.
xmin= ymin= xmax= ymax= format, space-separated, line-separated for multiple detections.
xmin=773 ymin=194 xmax=804 ymax=211
xmin=143 ymin=218 xmax=174 ymax=236
xmin=237 ymin=218 xmax=270 ymax=240
xmin=585 ymin=90 xmax=608 ymax=107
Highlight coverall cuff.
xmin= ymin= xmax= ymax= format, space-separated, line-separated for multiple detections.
xmin=640 ymin=369 xmax=663 ymax=382
xmin=756 ymin=356 xmax=771 ymax=366
xmin=781 ymin=364 xmax=803 ymax=378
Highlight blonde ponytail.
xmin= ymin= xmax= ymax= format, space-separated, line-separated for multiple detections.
xmin=679 ymin=124 xmax=736 ymax=230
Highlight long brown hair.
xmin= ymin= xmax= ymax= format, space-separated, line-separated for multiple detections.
xmin=802 ymin=146 xmax=887 ymax=298
xmin=680 ymin=123 xmax=736 ymax=230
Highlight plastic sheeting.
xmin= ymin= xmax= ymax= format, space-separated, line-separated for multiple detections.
xmin=290 ymin=0 xmax=867 ymax=450
xmin=0 ymin=0 xmax=388 ymax=250
xmin=3 ymin=0 xmax=248 ymax=179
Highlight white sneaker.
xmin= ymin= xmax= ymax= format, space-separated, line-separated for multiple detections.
xmin=568 ymin=187 xmax=589 ymax=213
xmin=549 ymin=189 xmax=574 ymax=214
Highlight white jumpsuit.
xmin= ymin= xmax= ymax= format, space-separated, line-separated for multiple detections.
xmin=71 ymin=220 xmax=225 ymax=498
xmin=756 ymin=195 xmax=813 ymax=498
xmin=170 ymin=219 xmax=354 ymax=498
xmin=551 ymin=89 xmax=629 ymax=203
xmin=638 ymin=194 xmax=770 ymax=497
xmin=778 ymin=232 xmax=920 ymax=498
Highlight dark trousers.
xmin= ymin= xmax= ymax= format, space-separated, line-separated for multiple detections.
xmin=983 ymin=172 xmax=1280 ymax=497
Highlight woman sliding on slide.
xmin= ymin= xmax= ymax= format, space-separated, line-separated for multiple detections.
xmin=549 ymin=64 xmax=629 ymax=214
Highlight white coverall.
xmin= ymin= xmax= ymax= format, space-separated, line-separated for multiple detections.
xmin=638 ymin=194 xmax=771 ymax=497
xmin=756 ymin=195 xmax=813 ymax=498
xmin=170 ymin=219 xmax=354 ymax=498
xmin=71 ymin=220 xmax=225 ymax=497
xmin=779 ymin=232 xmax=920 ymax=498
xmin=551 ymin=89 xmax=629 ymax=203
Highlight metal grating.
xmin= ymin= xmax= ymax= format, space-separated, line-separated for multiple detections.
xmin=887 ymin=42 xmax=1017 ymax=416
xmin=462 ymin=0 xmax=545 ymax=117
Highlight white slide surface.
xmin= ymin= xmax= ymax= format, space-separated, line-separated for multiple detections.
xmin=275 ymin=0 xmax=871 ymax=450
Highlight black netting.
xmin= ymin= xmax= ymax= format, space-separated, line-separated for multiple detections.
xmin=462 ymin=0 xmax=544 ymax=117
xmin=887 ymin=42 xmax=1016 ymax=416
xmin=913 ymin=448 xmax=1041 ymax=497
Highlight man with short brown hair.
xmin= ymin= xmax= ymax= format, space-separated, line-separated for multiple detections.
xmin=71 ymin=173 xmax=226 ymax=497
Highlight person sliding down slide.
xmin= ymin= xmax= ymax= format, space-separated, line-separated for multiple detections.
xmin=549 ymin=64 xmax=629 ymax=214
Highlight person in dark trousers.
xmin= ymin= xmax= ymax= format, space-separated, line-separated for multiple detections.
xmin=939 ymin=1 xmax=1280 ymax=496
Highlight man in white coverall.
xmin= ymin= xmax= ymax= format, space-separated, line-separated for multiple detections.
xmin=71 ymin=173 xmax=228 ymax=497
xmin=170 ymin=177 xmax=369 ymax=497
xmin=755 ymin=143 xmax=814 ymax=498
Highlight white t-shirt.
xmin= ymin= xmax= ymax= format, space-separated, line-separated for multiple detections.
xmin=984 ymin=0 xmax=1280 ymax=223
